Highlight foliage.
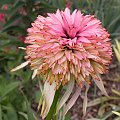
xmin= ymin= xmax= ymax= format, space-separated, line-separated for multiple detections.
xmin=114 ymin=40 xmax=120 ymax=62
xmin=0 ymin=0 xmax=120 ymax=120
xmin=87 ymin=89 xmax=120 ymax=120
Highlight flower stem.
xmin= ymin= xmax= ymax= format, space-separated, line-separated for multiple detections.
xmin=46 ymin=85 xmax=62 ymax=120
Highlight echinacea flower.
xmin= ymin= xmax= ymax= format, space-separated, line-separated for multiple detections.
xmin=11 ymin=8 xmax=112 ymax=119
xmin=0 ymin=13 xmax=5 ymax=22
xmin=0 ymin=5 xmax=8 ymax=22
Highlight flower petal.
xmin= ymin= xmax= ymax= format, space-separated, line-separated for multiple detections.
xmin=63 ymin=87 xmax=81 ymax=115
xmin=93 ymin=74 xmax=108 ymax=96
xmin=56 ymin=80 xmax=74 ymax=113
xmin=41 ymin=81 xmax=56 ymax=119
xmin=32 ymin=69 xmax=38 ymax=79
xmin=83 ymin=84 xmax=89 ymax=116
xmin=11 ymin=61 xmax=29 ymax=72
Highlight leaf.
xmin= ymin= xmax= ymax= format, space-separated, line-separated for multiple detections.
xmin=45 ymin=85 xmax=62 ymax=120
xmin=8 ymin=1 xmax=24 ymax=18
xmin=0 ymin=0 xmax=13 ymax=5
xmin=37 ymin=94 xmax=43 ymax=111
xmin=21 ymin=92 xmax=36 ymax=120
xmin=63 ymin=87 xmax=81 ymax=116
xmin=2 ymin=25 xmax=25 ymax=33
xmin=114 ymin=117 xmax=120 ymax=120
xmin=3 ymin=14 xmax=22 ymax=29
xmin=112 ymin=111 xmax=120 ymax=117
xmin=56 ymin=80 xmax=74 ymax=113
xmin=38 ymin=80 xmax=43 ymax=94
xmin=37 ymin=81 xmax=44 ymax=110
xmin=0 ymin=104 xmax=2 ymax=120
xmin=83 ymin=84 xmax=89 ymax=116
xmin=18 ymin=112 xmax=28 ymax=120
xmin=41 ymin=81 xmax=56 ymax=119
xmin=113 ymin=47 xmax=120 ymax=62
xmin=26 ymin=101 xmax=36 ymax=120
xmin=107 ymin=15 xmax=120 ymax=29
xmin=87 ymin=118 xmax=102 ymax=120
xmin=0 ymin=82 xmax=20 ymax=102
xmin=102 ymin=111 xmax=116 ymax=120
xmin=93 ymin=74 xmax=108 ymax=96
xmin=0 ymin=10 xmax=9 ymax=14
xmin=0 ymin=32 xmax=21 ymax=42
xmin=64 ymin=113 xmax=71 ymax=120
xmin=6 ymin=104 xmax=18 ymax=120
xmin=113 ymin=40 xmax=120 ymax=62
xmin=88 ymin=96 xmax=120 ymax=107
xmin=115 ymin=39 xmax=120 ymax=53
xmin=98 ymin=103 xmax=110 ymax=117
xmin=112 ymin=89 xmax=120 ymax=96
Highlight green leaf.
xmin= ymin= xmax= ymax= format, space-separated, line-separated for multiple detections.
xmin=21 ymin=92 xmax=36 ymax=120
xmin=107 ymin=15 xmax=120 ymax=29
xmin=0 ymin=10 xmax=9 ymax=14
xmin=64 ymin=115 xmax=71 ymax=120
xmin=6 ymin=104 xmax=18 ymax=120
xmin=0 ymin=104 xmax=2 ymax=120
xmin=0 ymin=82 xmax=20 ymax=102
xmin=0 ymin=0 xmax=13 ymax=5
xmin=26 ymin=100 xmax=36 ymax=120
xmin=1 ymin=25 xmax=25 ymax=34
xmin=3 ymin=14 xmax=22 ymax=29
xmin=18 ymin=112 xmax=28 ymax=120
xmin=8 ymin=1 xmax=24 ymax=18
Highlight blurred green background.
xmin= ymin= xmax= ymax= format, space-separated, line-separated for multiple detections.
xmin=0 ymin=0 xmax=120 ymax=120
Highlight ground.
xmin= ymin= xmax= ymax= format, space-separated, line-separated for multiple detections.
xmin=70 ymin=55 xmax=120 ymax=120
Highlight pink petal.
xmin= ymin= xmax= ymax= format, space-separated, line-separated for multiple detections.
xmin=65 ymin=50 xmax=71 ymax=61
xmin=77 ymin=37 xmax=91 ymax=43
xmin=58 ymin=56 xmax=67 ymax=64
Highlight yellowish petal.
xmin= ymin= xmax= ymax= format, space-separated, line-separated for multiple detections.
xmin=11 ymin=61 xmax=29 ymax=72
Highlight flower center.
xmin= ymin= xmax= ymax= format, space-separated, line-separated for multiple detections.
xmin=60 ymin=36 xmax=77 ymax=49
xmin=62 ymin=26 xmax=77 ymax=39
xmin=59 ymin=26 xmax=78 ymax=49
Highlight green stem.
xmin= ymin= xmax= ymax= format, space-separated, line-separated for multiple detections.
xmin=46 ymin=85 xmax=62 ymax=120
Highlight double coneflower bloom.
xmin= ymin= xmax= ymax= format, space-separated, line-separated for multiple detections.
xmin=12 ymin=8 xmax=112 ymax=119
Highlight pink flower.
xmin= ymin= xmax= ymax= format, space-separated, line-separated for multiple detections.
xmin=11 ymin=8 xmax=112 ymax=118
xmin=24 ymin=8 xmax=112 ymax=87
xmin=0 ymin=5 xmax=8 ymax=22
xmin=3 ymin=5 xmax=8 ymax=10
xmin=0 ymin=13 xmax=5 ymax=22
